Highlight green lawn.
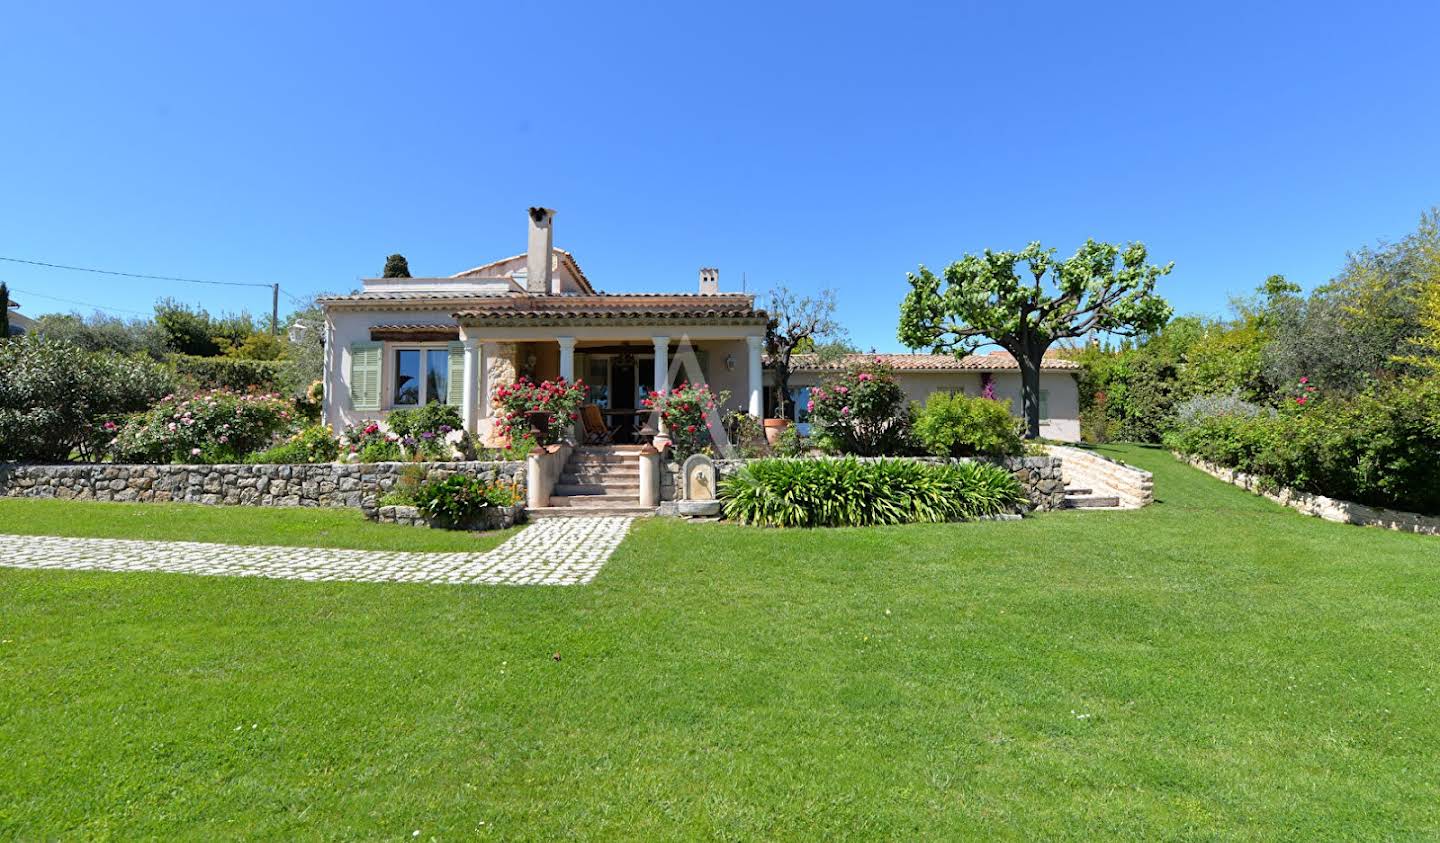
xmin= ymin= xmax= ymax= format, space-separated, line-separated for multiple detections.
xmin=2 ymin=446 xmax=1437 ymax=839
xmin=0 ymin=497 xmax=516 ymax=552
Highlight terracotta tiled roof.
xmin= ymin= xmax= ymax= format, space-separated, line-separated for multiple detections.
xmin=789 ymin=351 xmax=1081 ymax=372
xmin=453 ymin=295 xmax=765 ymax=325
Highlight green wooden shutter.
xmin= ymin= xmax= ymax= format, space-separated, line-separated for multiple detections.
xmin=446 ymin=342 xmax=466 ymax=406
xmin=350 ymin=342 xmax=382 ymax=411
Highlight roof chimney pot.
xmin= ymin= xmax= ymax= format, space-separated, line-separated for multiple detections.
xmin=699 ymin=267 xmax=719 ymax=295
xmin=526 ymin=207 xmax=555 ymax=294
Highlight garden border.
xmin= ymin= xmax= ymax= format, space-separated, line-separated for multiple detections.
xmin=1182 ymin=455 xmax=1440 ymax=536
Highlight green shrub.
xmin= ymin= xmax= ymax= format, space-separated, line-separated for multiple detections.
xmin=1165 ymin=378 xmax=1440 ymax=514
xmin=359 ymin=440 xmax=403 ymax=463
xmin=913 ymin=391 xmax=1023 ymax=458
xmin=413 ymin=474 xmax=517 ymax=528
xmin=0 ymin=334 xmax=176 ymax=461
xmin=808 ymin=360 xmax=912 ymax=456
xmin=720 ymin=458 xmax=1025 ymax=528
xmin=171 ymin=354 xmax=284 ymax=392
xmin=773 ymin=423 xmax=807 ymax=457
xmin=244 ymin=424 xmax=338 ymax=464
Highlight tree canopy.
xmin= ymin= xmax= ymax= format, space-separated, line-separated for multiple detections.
xmin=899 ymin=240 xmax=1173 ymax=436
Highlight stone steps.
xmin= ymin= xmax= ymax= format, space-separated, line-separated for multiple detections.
xmin=528 ymin=505 xmax=657 ymax=519
xmin=544 ymin=447 xmax=657 ymax=516
xmin=553 ymin=482 xmax=641 ymax=496
xmin=1063 ymin=494 xmax=1122 ymax=509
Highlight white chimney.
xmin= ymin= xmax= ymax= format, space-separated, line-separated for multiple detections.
xmin=526 ymin=207 xmax=555 ymax=294
xmin=699 ymin=267 xmax=719 ymax=294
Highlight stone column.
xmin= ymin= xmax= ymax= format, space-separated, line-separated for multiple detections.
xmin=651 ymin=336 xmax=669 ymax=393
xmin=746 ymin=335 xmax=764 ymax=418
xmin=652 ymin=336 xmax=670 ymax=435
xmin=461 ymin=338 xmax=480 ymax=433
xmin=557 ymin=336 xmax=576 ymax=382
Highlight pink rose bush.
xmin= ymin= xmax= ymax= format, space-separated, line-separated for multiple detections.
xmin=493 ymin=376 xmax=588 ymax=446
xmin=643 ymin=382 xmax=727 ymax=461
xmin=109 ymin=389 xmax=294 ymax=464
xmin=808 ymin=359 xmax=911 ymax=456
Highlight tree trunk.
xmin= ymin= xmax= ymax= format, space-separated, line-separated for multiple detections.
xmin=773 ymin=354 xmax=790 ymax=420
xmin=1013 ymin=340 xmax=1048 ymax=439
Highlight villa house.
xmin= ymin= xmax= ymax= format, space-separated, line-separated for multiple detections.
xmin=317 ymin=207 xmax=1082 ymax=446
xmin=5 ymin=298 xmax=35 ymax=335
xmin=318 ymin=208 xmax=770 ymax=446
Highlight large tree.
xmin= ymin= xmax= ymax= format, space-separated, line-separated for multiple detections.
xmin=764 ymin=285 xmax=846 ymax=420
xmin=899 ymin=240 xmax=1173 ymax=437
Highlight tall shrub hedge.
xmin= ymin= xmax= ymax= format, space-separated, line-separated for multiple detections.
xmin=171 ymin=353 xmax=284 ymax=392
xmin=1164 ymin=379 xmax=1440 ymax=515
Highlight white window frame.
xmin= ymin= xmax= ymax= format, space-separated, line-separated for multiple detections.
xmin=388 ymin=344 xmax=453 ymax=409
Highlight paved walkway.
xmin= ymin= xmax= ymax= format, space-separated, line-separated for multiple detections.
xmin=0 ymin=516 xmax=634 ymax=586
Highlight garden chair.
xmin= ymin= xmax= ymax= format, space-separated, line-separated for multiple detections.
xmin=581 ymin=404 xmax=614 ymax=444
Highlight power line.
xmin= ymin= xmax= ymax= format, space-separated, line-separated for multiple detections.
xmin=5 ymin=286 xmax=152 ymax=317
xmin=0 ymin=255 xmax=273 ymax=289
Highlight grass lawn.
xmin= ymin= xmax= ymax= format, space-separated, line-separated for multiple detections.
xmin=2 ymin=445 xmax=1437 ymax=839
xmin=0 ymin=497 xmax=517 ymax=552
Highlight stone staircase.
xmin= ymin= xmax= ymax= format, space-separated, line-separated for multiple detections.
xmin=527 ymin=446 xmax=657 ymax=519
xmin=1061 ymin=485 xmax=1122 ymax=509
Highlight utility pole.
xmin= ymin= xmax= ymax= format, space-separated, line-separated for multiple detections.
xmin=271 ymin=283 xmax=280 ymax=335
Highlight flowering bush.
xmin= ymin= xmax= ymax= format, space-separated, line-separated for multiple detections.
xmin=110 ymin=389 xmax=294 ymax=464
xmin=244 ymin=424 xmax=339 ymax=464
xmin=389 ymin=404 xmax=464 ymax=460
xmin=340 ymin=419 xmax=402 ymax=463
xmin=808 ymin=359 xmax=912 ymax=456
xmin=643 ymin=382 xmax=728 ymax=461
xmin=492 ymin=376 xmax=587 ymax=446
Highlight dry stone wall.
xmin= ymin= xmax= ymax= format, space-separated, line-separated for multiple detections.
xmin=0 ymin=461 xmax=525 ymax=512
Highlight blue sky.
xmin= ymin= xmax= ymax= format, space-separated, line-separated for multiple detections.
xmin=3 ymin=1 xmax=1438 ymax=351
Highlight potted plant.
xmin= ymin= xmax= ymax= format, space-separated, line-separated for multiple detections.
xmin=492 ymin=376 xmax=587 ymax=447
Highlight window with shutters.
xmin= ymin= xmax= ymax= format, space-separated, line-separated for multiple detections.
xmin=390 ymin=345 xmax=456 ymax=406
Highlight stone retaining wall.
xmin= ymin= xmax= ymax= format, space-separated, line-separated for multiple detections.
xmin=1184 ymin=455 xmax=1440 ymax=536
xmin=371 ymin=503 xmax=526 ymax=531
xmin=0 ymin=461 xmax=526 ymax=510
xmin=660 ymin=455 xmax=1066 ymax=512
xmin=1046 ymin=445 xmax=1154 ymax=508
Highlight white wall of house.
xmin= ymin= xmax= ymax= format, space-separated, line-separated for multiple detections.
xmin=784 ymin=369 xmax=1081 ymax=442
xmin=324 ymin=307 xmax=459 ymax=431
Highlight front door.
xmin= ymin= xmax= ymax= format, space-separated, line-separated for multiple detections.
xmin=611 ymin=360 xmax=637 ymax=443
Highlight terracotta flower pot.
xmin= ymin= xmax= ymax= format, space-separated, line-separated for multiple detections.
xmin=763 ymin=417 xmax=791 ymax=446
xmin=527 ymin=411 xmax=551 ymax=442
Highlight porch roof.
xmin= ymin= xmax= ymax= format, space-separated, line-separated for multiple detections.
xmin=452 ymin=294 xmax=766 ymax=327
